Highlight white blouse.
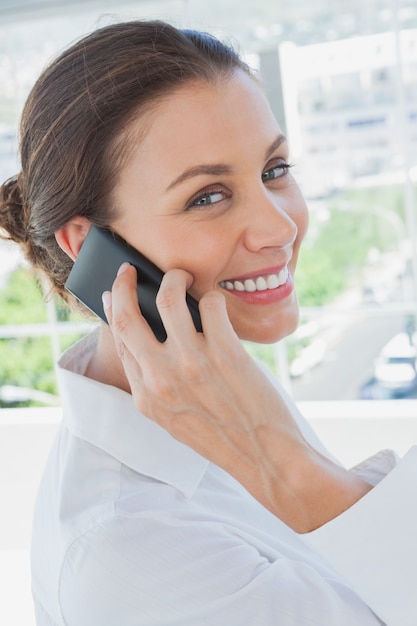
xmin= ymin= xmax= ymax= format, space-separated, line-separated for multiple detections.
xmin=31 ymin=330 xmax=417 ymax=626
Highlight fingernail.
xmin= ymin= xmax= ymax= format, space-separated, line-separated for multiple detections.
xmin=117 ymin=262 xmax=131 ymax=276
xmin=102 ymin=291 xmax=112 ymax=310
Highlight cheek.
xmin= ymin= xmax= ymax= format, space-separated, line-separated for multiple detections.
xmin=148 ymin=225 xmax=232 ymax=292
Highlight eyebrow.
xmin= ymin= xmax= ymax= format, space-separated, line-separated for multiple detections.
xmin=266 ymin=133 xmax=287 ymax=159
xmin=165 ymin=133 xmax=287 ymax=192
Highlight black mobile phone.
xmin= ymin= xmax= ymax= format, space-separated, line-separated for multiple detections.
xmin=65 ymin=225 xmax=202 ymax=342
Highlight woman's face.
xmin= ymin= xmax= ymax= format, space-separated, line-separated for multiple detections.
xmin=112 ymin=70 xmax=308 ymax=343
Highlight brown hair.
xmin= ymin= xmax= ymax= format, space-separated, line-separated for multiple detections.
xmin=0 ymin=20 xmax=249 ymax=303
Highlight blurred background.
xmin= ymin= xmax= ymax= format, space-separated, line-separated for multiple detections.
xmin=1 ymin=0 xmax=416 ymax=405
xmin=0 ymin=2 xmax=416 ymax=624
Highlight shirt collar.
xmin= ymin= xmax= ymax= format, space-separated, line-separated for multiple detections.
xmin=56 ymin=330 xmax=209 ymax=498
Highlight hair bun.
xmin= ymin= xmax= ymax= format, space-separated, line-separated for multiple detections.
xmin=0 ymin=174 xmax=29 ymax=245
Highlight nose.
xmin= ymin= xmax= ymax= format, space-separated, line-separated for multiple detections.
xmin=242 ymin=187 xmax=298 ymax=252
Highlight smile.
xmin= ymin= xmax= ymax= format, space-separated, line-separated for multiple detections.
xmin=219 ymin=267 xmax=289 ymax=293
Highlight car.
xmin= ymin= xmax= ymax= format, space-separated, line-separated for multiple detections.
xmin=374 ymin=332 xmax=417 ymax=398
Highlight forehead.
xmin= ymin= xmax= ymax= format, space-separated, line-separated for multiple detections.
xmin=124 ymin=70 xmax=281 ymax=166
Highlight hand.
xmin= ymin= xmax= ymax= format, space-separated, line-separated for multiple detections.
xmin=103 ymin=263 xmax=372 ymax=532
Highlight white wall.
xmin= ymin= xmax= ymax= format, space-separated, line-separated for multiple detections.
xmin=0 ymin=408 xmax=59 ymax=626
xmin=302 ymin=399 xmax=417 ymax=467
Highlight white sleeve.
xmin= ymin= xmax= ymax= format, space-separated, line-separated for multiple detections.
xmin=58 ymin=513 xmax=385 ymax=626
xmin=302 ymin=446 xmax=417 ymax=626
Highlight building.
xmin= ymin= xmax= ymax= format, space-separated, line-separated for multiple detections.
xmin=275 ymin=29 xmax=417 ymax=196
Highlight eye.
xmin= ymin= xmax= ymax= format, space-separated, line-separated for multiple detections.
xmin=186 ymin=188 xmax=227 ymax=210
xmin=262 ymin=160 xmax=293 ymax=182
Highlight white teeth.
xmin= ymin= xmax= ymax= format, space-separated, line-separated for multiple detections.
xmin=266 ymin=274 xmax=279 ymax=289
xmin=219 ymin=267 xmax=289 ymax=292
xmin=256 ymin=276 xmax=268 ymax=291
xmin=279 ymin=267 xmax=288 ymax=284
xmin=244 ymin=279 xmax=257 ymax=292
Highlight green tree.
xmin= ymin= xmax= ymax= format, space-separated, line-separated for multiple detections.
xmin=0 ymin=267 xmax=84 ymax=406
xmin=0 ymin=267 xmax=47 ymax=324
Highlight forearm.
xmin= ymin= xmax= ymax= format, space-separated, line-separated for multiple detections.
xmin=226 ymin=428 xmax=372 ymax=534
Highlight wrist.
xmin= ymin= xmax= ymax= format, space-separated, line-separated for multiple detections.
xmin=248 ymin=431 xmax=372 ymax=533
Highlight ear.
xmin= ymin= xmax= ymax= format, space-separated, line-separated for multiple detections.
xmin=55 ymin=217 xmax=92 ymax=261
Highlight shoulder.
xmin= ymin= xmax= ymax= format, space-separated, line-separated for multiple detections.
xmin=56 ymin=490 xmax=383 ymax=626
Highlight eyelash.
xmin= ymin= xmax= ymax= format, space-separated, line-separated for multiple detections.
xmin=185 ymin=160 xmax=293 ymax=210
xmin=186 ymin=188 xmax=229 ymax=210
xmin=262 ymin=160 xmax=293 ymax=182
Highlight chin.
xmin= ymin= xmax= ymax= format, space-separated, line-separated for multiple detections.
xmin=231 ymin=293 xmax=301 ymax=344
xmin=235 ymin=311 xmax=300 ymax=345
xmin=243 ymin=325 xmax=297 ymax=345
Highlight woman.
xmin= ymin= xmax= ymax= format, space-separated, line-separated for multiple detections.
xmin=0 ymin=20 xmax=416 ymax=626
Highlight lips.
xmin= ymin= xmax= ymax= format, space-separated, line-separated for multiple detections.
xmin=219 ymin=266 xmax=289 ymax=293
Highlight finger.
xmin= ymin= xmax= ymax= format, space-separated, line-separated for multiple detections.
xmin=102 ymin=268 xmax=147 ymax=400
xmin=155 ymin=269 xmax=200 ymax=347
xmin=102 ymin=277 xmax=143 ymax=375
xmin=198 ymin=290 xmax=238 ymax=344
xmin=109 ymin=263 xmax=157 ymax=357
xmin=101 ymin=290 xmax=113 ymax=324
xmin=117 ymin=340 xmax=145 ymax=399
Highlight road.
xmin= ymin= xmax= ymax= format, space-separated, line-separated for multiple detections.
xmin=291 ymin=310 xmax=407 ymax=401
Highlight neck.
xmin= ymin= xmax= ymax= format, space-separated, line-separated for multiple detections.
xmin=85 ymin=323 xmax=131 ymax=394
